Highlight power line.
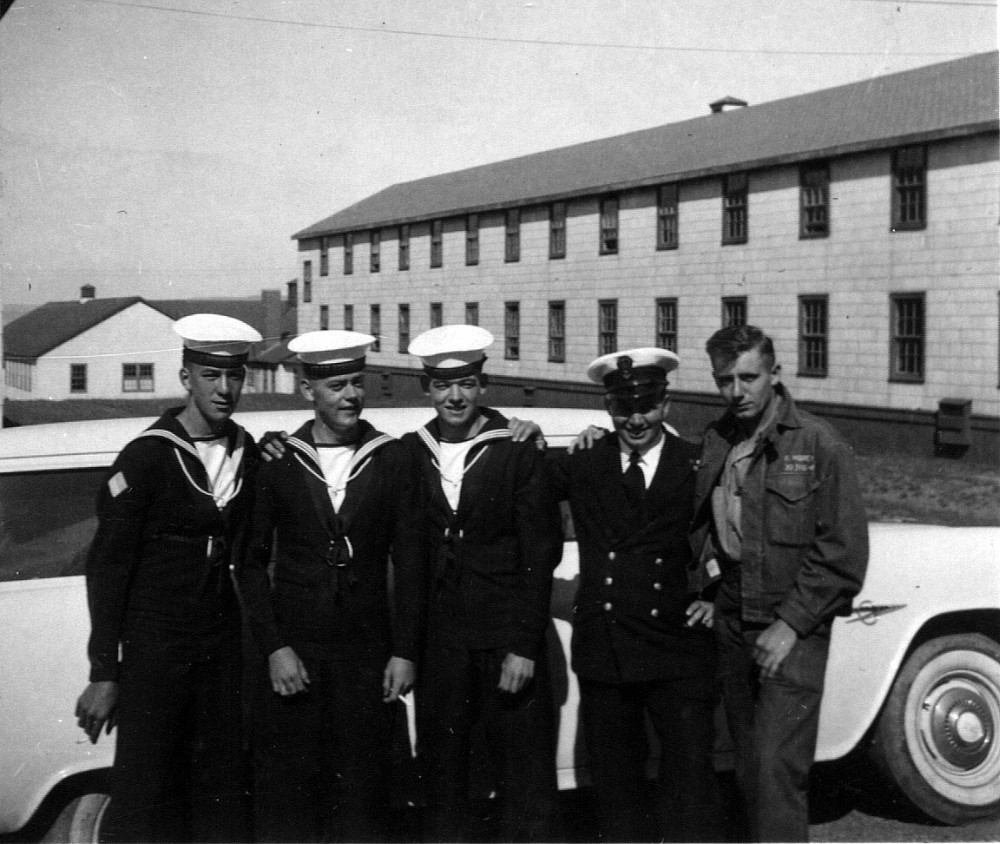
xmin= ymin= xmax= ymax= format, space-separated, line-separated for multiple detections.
xmin=82 ymin=0 xmax=994 ymax=57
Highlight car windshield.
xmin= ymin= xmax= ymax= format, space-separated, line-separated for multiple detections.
xmin=0 ymin=468 xmax=105 ymax=581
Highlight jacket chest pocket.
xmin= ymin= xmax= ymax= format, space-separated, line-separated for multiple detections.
xmin=765 ymin=471 xmax=818 ymax=547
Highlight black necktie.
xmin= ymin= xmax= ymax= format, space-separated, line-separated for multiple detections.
xmin=623 ymin=449 xmax=645 ymax=510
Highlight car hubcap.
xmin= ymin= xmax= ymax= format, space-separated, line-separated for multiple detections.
xmin=926 ymin=683 xmax=994 ymax=769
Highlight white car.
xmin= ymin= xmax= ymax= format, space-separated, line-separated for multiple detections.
xmin=1 ymin=409 xmax=997 ymax=840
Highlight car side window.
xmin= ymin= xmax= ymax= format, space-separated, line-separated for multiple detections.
xmin=0 ymin=468 xmax=106 ymax=581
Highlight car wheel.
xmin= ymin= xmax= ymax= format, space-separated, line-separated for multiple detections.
xmin=42 ymin=793 xmax=110 ymax=844
xmin=871 ymin=633 xmax=1000 ymax=824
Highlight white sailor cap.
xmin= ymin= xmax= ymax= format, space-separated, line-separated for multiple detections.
xmin=288 ymin=330 xmax=376 ymax=379
xmin=587 ymin=347 xmax=679 ymax=397
xmin=408 ymin=325 xmax=494 ymax=379
xmin=174 ymin=314 xmax=262 ymax=368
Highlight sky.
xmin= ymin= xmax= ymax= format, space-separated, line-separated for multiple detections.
xmin=0 ymin=0 xmax=996 ymax=308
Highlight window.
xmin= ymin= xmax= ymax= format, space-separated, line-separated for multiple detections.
xmin=430 ymin=302 xmax=443 ymax=329
xmin=549 ymin=202 xmax=566 ymax=259
xmin=505 ymin=209 xmax=520 ymax=263
xmin=320 ymin=238 xmax=329 ymax=276
xmin=343 ymin=304 xmax=354 ymax=331
xmin=722 ymin=296 xmax=747 ymax=328
xmin=430 ymin=220 xmax=443 ymax=268
xmin=800 ymin=164 xmax=830 ymax=238
xmin=722 ymin=173 xmax=748 ymax=244
xmin=548 ymin=301 xmax=566 ymax=362
xmin=398 ymin=304 xmax=410 ymax=353
xmin=466 ymin=214 xmax=479 ymax=266
xmin=122 ymin=363 xmax=154 ymax=393
xmin=599 ymin=196 xmax=619 ymax=255
xmin=303 ymin=261 xmax=313 ymax=303
xmin=465 ymin=302 xmax=479 ymax=326
xmin=656 ymin=185 xmax=679 ymax=250
xmin=370 ymin=231 xmax=381 ymax=273
xmin=798 ymin=296 xmax=828 ymax=377
xmin=369 ymin=305 xmax=381 ymax=352
xmin=70 ymin=363 xmax=87 ymax=394
xmin=398 ymin=225 xmax=410 ymax=271
xmin=319 ymin=305 xmax=329 ymax=330
xmin=504 ymin=301 xmax=520 ymax=360
xmin=344 ymin=233 xmax=354 ymax=275
xmin=890 ymin=293 xmax=925 ymax=382
xmin=598 ymin=300 xmax=618 ymax=355
xmin=655 ymin=298 xmax=678 ymax=352
xmin=892 ymin=146 xmax=926 ymax=231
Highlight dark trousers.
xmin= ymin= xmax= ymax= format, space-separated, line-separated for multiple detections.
xmin=417 ymin=644 xmax=558 ymax=842
xmin=104 ymin=639 xmax=246 ymax=844
xmin=579 ymin=674 xmax=724 ymax=843
xmin=254 ymin=653 xmax=393 ymax=843
xmin=715 ymin=576 xmax=829 ymax=843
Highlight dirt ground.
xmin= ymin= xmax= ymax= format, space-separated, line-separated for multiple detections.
xmin=855 ymin=451 xmax=1000 ymax=526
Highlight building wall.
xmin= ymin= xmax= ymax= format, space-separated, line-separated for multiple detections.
xmin=298 ymin=132 xmax=999 ymax=429
xmin=20 ymin=303 xmax=185 ymax=400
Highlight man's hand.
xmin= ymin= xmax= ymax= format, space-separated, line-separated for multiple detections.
xmin=382 ymin=656 xmax=416 ymax=702
xmin=269 ymin=646 xmax=310 ymax=695
xmin=567 ymin=425 xmax=608 ymax=454
xmin=685 ymin=599 xmax=714 ymax=628
xmin=498 ymin=653 xmax=535 ymax=694
xmin=75 ymin=681 xmax=119 ymax=744
xmin=507 ymin=417 xmax=546 ymax=451
xmin=754 ymin=618 xmax=798 ymax=679
xmin=260 ymin=430 xmax=289 ymax=462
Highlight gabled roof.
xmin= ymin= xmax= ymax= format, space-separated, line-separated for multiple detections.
xmin=155 ymin=298 xmax=265 ymax=330
xmin=3 ymin=297 xmax=170 ymax=361
xmin=294 ymin=51 xmax=998 ymax=240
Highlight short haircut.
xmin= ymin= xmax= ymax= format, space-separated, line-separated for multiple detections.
xmin=705 ymin=325 xmax=775 ymax=369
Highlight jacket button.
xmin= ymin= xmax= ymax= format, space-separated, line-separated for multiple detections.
xmin=654 ymin=558 xmax=663 ymax=566
xmin=603 ymin=602 xmax=613 ymax=611
xmin=650 ymin=608 xmax=659 ymax=618
xmin=653 ymin=582 xmax=662 ymax=591
xmin=604 ymin=576 xmax=613 ymax=586
xmin=608 ymin=551 xmax=616 ymax=561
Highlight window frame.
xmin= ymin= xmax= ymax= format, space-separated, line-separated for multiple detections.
xmin=505 ymin=209 xmax=520 ymax=263
xmin=722 ymin=173 xmax=748 ymax=245
xmin=889 ymin=292 xmax=925 ymax=383
xmin=430 ymin=220 xmax=443 ymax=268
xmin=122 ymin=362 xmax=155 ymax=393
xmin=656 ymin=185 xmax=679 ymax=250
xmin=465 ymin=302 xmax=479 ymax=326
xmin=370 ymin=230 xmax=381 ymax=273
xmin=302 ymin=261 xmax=313 ymax=303
xmin=398 ymin=304 xmax=410 ymax=354
xmin=549 ymin=202 xmax=566 ymax=259
xmin=343 ymin=304 xmax=354 ymax=331
xmin=465 ymin=214 xmax=479 ymax=266
xmin=70 ymin=363 xmax=87 ymax=394
xmin=599 ymin=196 xmax=619 ymax=255
xmin=343 ymin=233 xmax=354 ymax=275
xmin=548 ymin=300 xmax=566 ymax=363
xmin=722 ymin=296 xmax=747 ymax=328
xmin=319 ymin=304 xmax=330 ymax=331
xmin=504 ymin=301 xmax=520 ymax=360
xmin=369 ymin=304 xmax=381 ymax=352
xmin=654 ymin=298 xmax=678 ymax=352
xmin=430 ymin=302 xmax=443 ymax=329
xmin=319 ymin=237 xmax=329 ymax=276
xmin=799 ymin=164 xmax=830 ymax=239
xmin=891 ymin=145 xmax=927 ymax=232
xmin=797 ymin=295 xmax=829 ymax=377
xmin=598 ymin=299 xmax=618 ymax=355
xmin=398 ymin=224 xmax=410 ymax=271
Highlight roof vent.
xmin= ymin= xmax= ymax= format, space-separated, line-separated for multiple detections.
xmin=710 ymin=96 xmax=748 ymax=114
xmin=80 ymin=284 xmax=96 ymax=303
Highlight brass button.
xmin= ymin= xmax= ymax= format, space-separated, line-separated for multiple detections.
xmin=603 ymin=602 xmax=613 ymax=611
xmin=604 ymin=576 xmax=613 ymax=586
xmin=653 ymin=582 xmax=662 ymax=591
xmin=654 ymin=557 xmax=663 ymax=565
xmin=608 ymin=551 xmax=616 ymax=561
xmin=650 ymin=608 xmax=659 ymax=618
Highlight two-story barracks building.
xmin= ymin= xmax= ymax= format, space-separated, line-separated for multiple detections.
xmin=293 ymin=52 xmax=999 ymax=462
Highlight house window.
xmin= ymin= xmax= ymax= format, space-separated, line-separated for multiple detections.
xmin=505 ymin=209 xmax=520 ymax=263
xmin=656 ymin=185 xmax=679 ymax=250
xmin=398 ymin=225 xmax=410 ymax=271
xmin=303 ymin=261 xmax=312 ymax=303
xmin=465 ymin=302 xmax=479 ymax=326
xmin=722 ymin=173 xmax=748 ymax=245
xmin=722 ymin=296 xmax=747 ymax=328
xmin=892 ymin=145 xmax=926 ymax=231
xmin=320 ymin=238 xmax=329 ymax=276
xmin=369 ymin=305 xmax=381 ymax=352
xmin=890 ymin=293 xmax=925 ymax=382
xmin=549 ymin=202 xmax=566 ymax=259
xmin=800 ymin=164 xmax=830 ymax=238
xmin=599 ymin=196 xmax=619 ymax=255
xmin=319 ymin=305 xmax=329 ymax=330
xmin=598 ymin=300 xmax=618 ymax=355
xmin=344 ymin=233 xmax=354 ymax=275
xmin=70 ymin=363 xmax=87 ymax=394
xmin=466 ymin=214 xmax=479 ymax=266
xmin=655 ymin=298 xmax=678 ymax=352
xmin=548 ymin=301 xmax=566 ymax=362
xmin=430 ymin=220 xmax=443 ymax=268
xmin=798 ymin=296 xmax=828 ymax=377
xmin=398 ymin=304 xmax=410 ymax=353
xmin=430 ymin=302 xmax=443 ymax=329
xmin=343 ymin=304 xmax=354 ymax=331
xmin=122 ymin=363 xmax=154 ymax=393
xmin=370 ymin=231 xmax=381 ymax=273
xmin=504 ymin=301 xmax=520 ymax=360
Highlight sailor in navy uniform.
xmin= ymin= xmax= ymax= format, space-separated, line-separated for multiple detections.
xmin=74 ymin=314 xmax=262 ymax=843
xmin=545 ymin=348 xmax=724 ymax=843
xmin=402 ymin=325 xmax=563 ymax=843
xmin=238 ymin=331 xmax=425 ymax=843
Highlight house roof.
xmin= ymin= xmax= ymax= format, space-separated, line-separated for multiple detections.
xmin=294 ymin=51 xmax=998 ymax=240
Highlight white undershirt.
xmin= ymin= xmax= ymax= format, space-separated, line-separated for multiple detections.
xmin=617 ymin=430 xmax=666 ymax=489
xmin=317 ymin=444 xmax=354 ymax=511
xmin=194 ymin=437 xmax=239 ymax=509
xmin=438 ymin=439 xmax=477 ymax=511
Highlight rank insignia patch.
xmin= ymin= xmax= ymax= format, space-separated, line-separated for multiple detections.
xmin=108 ymin=471 xmax=129 ymax=498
